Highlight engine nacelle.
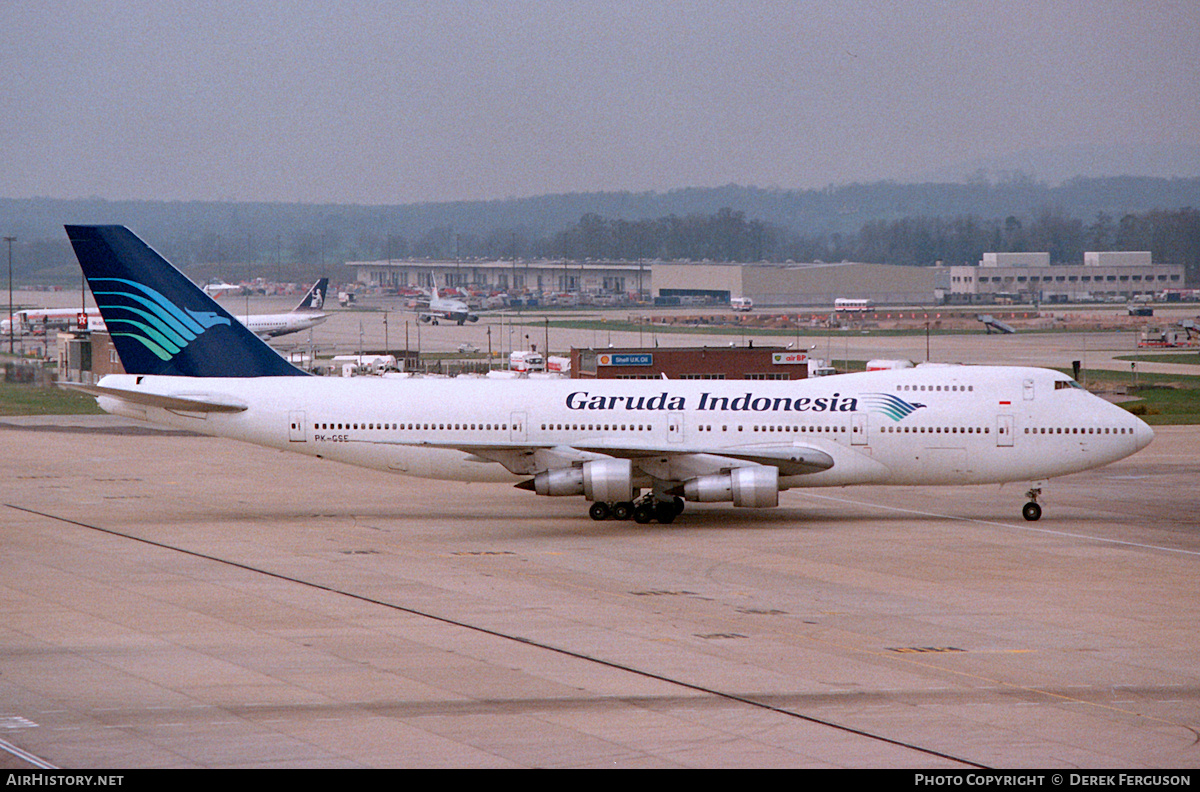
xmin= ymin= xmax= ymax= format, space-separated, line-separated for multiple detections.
xmin=532 ymin=458 xmax=633 ymax=501
xmin=582 ymin=458 xmax=634 ymax=503
xmin=683 ymin=473 xmax=733 ymax=503
xmin=683 ymin=466 xmax=779 ymax=508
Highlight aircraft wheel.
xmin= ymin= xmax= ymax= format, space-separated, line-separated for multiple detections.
xmin=633 ymin=503 xmax=655 ymax=524
xmin=612 ymin=501 xmax=634 ymax=521
xmin=672 ymin=496 xmax=685 ymax=516
xmin=589 ymin=502 xmax=611 ymax=521
xmin=655 ymin=502 xmax=677 ymax=524
xmin=1022 ymin=501 xmax=1042 ymax=522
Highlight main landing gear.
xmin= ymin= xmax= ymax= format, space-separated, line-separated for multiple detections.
xmin=1022 ymin=486 xmax=1043 ymax=522
xmin=589 ymin=495 xmax=685 ymax=524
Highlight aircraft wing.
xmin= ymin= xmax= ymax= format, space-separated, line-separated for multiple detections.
xmin=357 ymin=437 xmax=834 ymax=478
xmin=60 ymin=382 xmax=248 ymax=413
xmin=574 ymin=444 xmax=836 ymax=476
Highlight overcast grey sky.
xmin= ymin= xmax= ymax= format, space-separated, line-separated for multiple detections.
xmin=2 ymin=1 xmax=1198 ymax=205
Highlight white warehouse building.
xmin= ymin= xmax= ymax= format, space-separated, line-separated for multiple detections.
xmin=348 ymin=259 xmax=941 ymax=307
xmin=348 ymin=253 xmax=1187 ymax=308
xmin=945 ymin=251 xmax=1183 ymax=303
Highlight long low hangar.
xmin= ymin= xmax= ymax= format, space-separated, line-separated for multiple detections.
xmin=348 ymin=254 xmax=1184 ymax=307
xmin=348 ymin=259 xmax=937 ymax=307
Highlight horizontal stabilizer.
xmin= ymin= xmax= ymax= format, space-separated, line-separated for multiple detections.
xmin=60 ymin=382 xmax=248 ymax=413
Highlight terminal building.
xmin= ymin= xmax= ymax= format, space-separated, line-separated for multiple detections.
xmin=347 ymin=259 xmax=653 ymax=302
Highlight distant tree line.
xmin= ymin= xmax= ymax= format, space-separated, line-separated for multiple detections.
xmin=3 ymin=177 xmax=1199 ymax=284
xmin=335 ymin=205 xmax=1200 ymax=275
xmin=524 ymin=206 xmax=1200 ymax=281
xmin=853 ymin=207 xmax=1200 ymax=273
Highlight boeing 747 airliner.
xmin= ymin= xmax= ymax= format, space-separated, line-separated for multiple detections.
xmin=63 ymin=226 xmax=1153 ymax=524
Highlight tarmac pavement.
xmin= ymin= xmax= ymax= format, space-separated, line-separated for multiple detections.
xmin=1 ymin=414 xmax=1197 ymax=768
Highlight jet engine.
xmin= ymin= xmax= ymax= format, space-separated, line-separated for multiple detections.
xmin=532 ymin=458 xmax=633 ymax=502
xmin=683 ymin=466 xmax=779 ymax=508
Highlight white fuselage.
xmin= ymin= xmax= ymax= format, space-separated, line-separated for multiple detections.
xmin=3 ymin=308 xmax=325 ymax=338
xmin=418 ymin=296 xmax=476 ymax=324
xmin=93 ymin=365 xmax=1153 ymax=493
xmin=235 ymin=311 xmax=327 ymax=338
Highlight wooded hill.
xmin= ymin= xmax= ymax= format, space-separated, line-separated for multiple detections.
xmin=2 ymin=175 xmax=1198 ymax=284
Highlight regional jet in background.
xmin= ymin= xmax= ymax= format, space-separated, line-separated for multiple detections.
xmin=414 ymin=275 xmax=480 ymax=325
xmin=62 ymin=226 xmax=1153 ymax=525
xmin=234 ymin=278 xmax=329 ymax=339
xmin=42 ymin=278 xmax=331 ymax=340
xmin=3 ymin=278 xmax=329 ymax=340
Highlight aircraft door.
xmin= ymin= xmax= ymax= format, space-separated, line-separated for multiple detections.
xmin=288 ymin=410 xmax=307 ymax=443
xmin=1023 ymin=378 xmax=1035 ymax=400
xmin=996 ymin=415 xmax=1014 ymax=447
xmin=510 ymin=411 xmax=527 ymax=443
xmin=667 ymin=412 xmax=684 ymax=444
xmin=851 ymin=413 xmax=868 ymax=446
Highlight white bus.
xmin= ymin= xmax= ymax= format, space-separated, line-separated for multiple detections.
xmin=834 ymin=298 xmax=873 ymax=312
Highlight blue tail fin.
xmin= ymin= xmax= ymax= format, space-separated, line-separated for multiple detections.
xmin=65 ymin=225 xmax=307 ymax=377
xmin=293 ymin=277 xmax=328 ymax=311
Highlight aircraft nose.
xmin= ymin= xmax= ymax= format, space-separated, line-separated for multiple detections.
xmin=1134 ymin=418 xmax=1154 ymax=451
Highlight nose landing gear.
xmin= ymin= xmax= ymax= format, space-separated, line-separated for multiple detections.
xmin=1022 ymin=486 xmax=1043 ymax=522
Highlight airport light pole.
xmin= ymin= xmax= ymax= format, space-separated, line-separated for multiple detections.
xmin=4 ymin=235 xmax=14 ymax=354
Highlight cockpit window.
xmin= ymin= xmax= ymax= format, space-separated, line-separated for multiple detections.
xmin=1055 ymin=379 xmax=1084 ymax=390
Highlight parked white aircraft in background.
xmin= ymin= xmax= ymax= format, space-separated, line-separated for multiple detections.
xmin=3 ymin=307 xmax=100 ymax=335
xmin=415 ymin=276 xmax=479 ymax=325
xmin=63 ymin=226 xmax=1154 ymax=525
xmin=3 ymin=279 xmax=328 ymax=340
xmin=235 ymin=278 xmax=328 ymax=339
xmin=202 ymin=280 xmax=239 ymax=297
